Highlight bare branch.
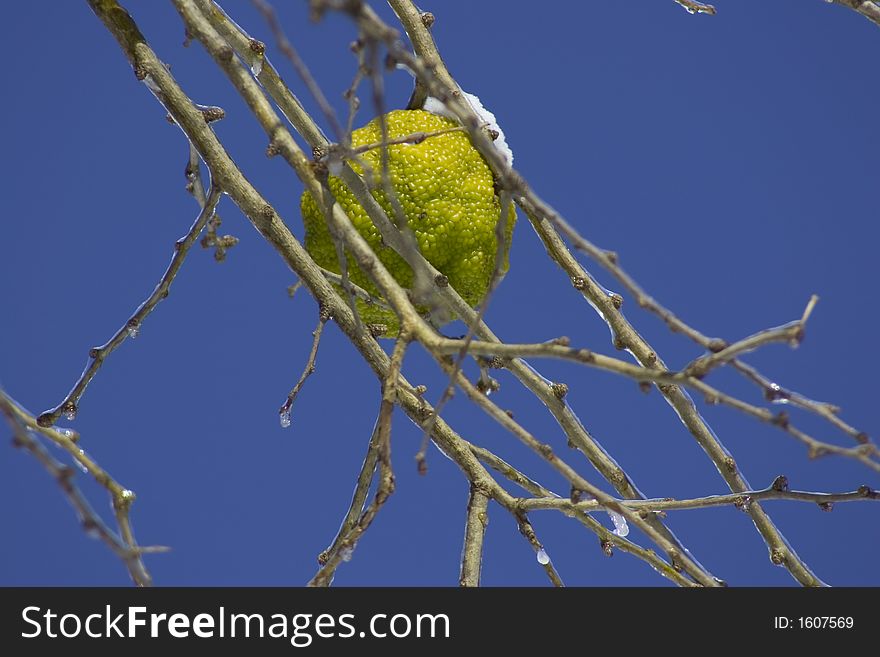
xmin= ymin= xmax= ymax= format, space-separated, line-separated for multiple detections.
xmin=75 ymin=0 xmax=874 ymax=589
xmin=674 ymin=0 xmax=717 ymax=15
xmin=460 ymin=485 xmax=490 ymax=587
xmin=832 ymin=0 xmax=880 ymax=28
xmin=208 ymin=3 xmax=709 ymax=579
xmin=468 ymin=444 xmax=553 ymax=498
xmin=250 ymin=0 xmax=344 ymax=139
xmin=351 ymin=126 xmax=467 ymax=154
xmin=187 ymin=144 xmax=238 ymax=261
xmin=520 ymin=481 xmax=879 ymax=515
xmin=515 ymin=513 xmax=564 ymax=587
xmin=685 ymin=295 xmax=817 ymax=378
xmin=316 ymin=420 xmax=382 ymax=571
xmin=434 ymin=354 xmax=721 ymax=586
xmin=673 ymin=0 xmax=880 ymax=29
xmin=1 ymin=391 xmax=165 ymax=586
xmin=309 ymin=330 xmax=408 ymax=586
xmin=384 ymin=0 xmax=827 ymax=586
xmin=279 ymin=310 xmax=330 ymax=428
xmin=37 ymin=185 xmax=222 ymax=428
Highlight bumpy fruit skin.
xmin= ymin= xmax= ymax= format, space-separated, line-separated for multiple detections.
xmin=301 ymin=109 xmax=515 ymax=337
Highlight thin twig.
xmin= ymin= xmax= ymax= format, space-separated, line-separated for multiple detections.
xmin=316 ymin=420 xmax=382 ymax=568
xmin=690 ymin=379 xmax=880 ymax=473
xmin=287 ymin=280 xmax=303 ymax=298
xmin=434 ymin=354 xmax=721 ymax=586
xmin=351 ymin=125 xmax=467 ymax=154
xmin=674 ymin=0 xmax=717 ymax=15
xmin=309 ymin=330 xmax=409 ymax=586
xmin=308 ymin=411 xmax=388 ymax=586
xmin=319 ymin=267 xmax=392 ymax=309
xmin=730 ymin=359 xmax=868 ymax=445
xmin=241 ymin=0 xmax=720 ymax=583
xmin=685 ymin=296 xmax=817 ymax=378
xmin=344 ymin=36 xmax=366 ymax=140
xmin=556 ymin=228 xmax=867 ymax=446
xmin=422 ymin=335 xmax=879 ymax=472
xmin=520 ymin=481 xmax=879 ymax=514
xmin=375 ymin=10 xmax=864 ymax=587
xmin=250 ymin=0 xmax=345 ymax=139
xmin=1 ymin=391 xmax=166 ymax=586
xmin=379 ymin=0 xmax=834 ymax=584
xmin=208 ymin=4 xmax=701 ymax=577
xmin=468 ymin=444 xmax=554 ymax=498
xmin=37 ymin=186 xmax=222 ymax=427
xmin=515 ymin=512 xmax=564 ymax=587
xmin=831 ymin=0 xmax=880 ymax=28
xmin=89 ymin=0 xmax=874 ymax=589
xmin=279 ymin=310 xmax=330 ymax=428
xmin=417 ymin=189 xmax=513 ymax=472
xmin=187 ymin=143 xmax=238 ymax=260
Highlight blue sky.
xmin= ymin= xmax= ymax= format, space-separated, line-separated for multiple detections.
xmin=1 ymin=1 xmax=878 ymax=586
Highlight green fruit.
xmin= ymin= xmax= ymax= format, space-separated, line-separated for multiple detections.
xmin=301 ymin=109 xmax=516 ymax=337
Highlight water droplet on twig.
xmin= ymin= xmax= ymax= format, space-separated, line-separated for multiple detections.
xmin=279 ymin=408 xmax=291 ymax=429
xmin=536 ymin=549 xmax=550 ymax=565
xmin=609 ymin=511 xmax=629 ymax=537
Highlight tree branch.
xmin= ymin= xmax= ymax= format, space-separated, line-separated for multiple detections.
xmin=460 ymin=485 xmax=489 ymax=587
xmin=384 ymin=0 xmax=828 ymax=586
xmin=519 ymin=480 xmax=879 ymax=514
xmin=2 ymin=391 xmax=166 ymax=586
xmin=37 ymin=184 xmax=222 ymax=428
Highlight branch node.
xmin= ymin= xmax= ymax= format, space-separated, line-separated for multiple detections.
xmin=707 ymin=338 xmax=728 ymax=353
xmin=576 ymin=348 xmax=594 ymax=363
xmin=771 ymin=411 xmax=790 ymax=429
xmin=857 ymin=485 xmax=876 ymax=498
xmin=217 ymin=44 xmax=234 ymax=63
xmin=549 ymin=382 xmax=569 ymax=401
xmin=771 ymin=475 xmax=789 ymax=492
xmin=199 ymin=106 xmax=226 ymax=123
